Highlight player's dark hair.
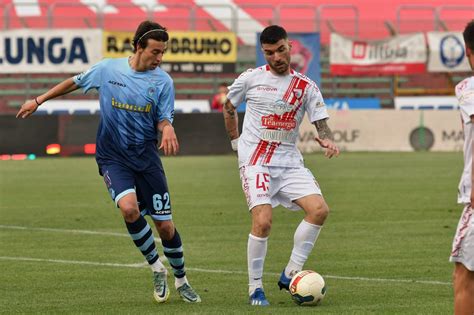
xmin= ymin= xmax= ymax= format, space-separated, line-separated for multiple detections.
xmin=463 ymin=20 xmax=474 ymax=51
xmin=133 ymin=21 xmax=169 ymax=52
xmin=260 ymin=25 xmax=288 ymax=45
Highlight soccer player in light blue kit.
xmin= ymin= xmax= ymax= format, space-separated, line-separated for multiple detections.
xmin=16 ymin=20 xmax=201 ymax=304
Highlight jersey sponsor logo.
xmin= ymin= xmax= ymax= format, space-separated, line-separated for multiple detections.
xmin=108 ymin=188 xmax=115 ymax=200
xmin=147 ymin=87 xmax=156 ymax=97
xmin=272 ymin=99 xmax=294 ymax=115
xmin=111 ymin=97 xmax=151 ymax=113
xmin=293 ymin=88 xmax=303 ymax=99
xmin=261 ymin=129 xmax=296 ymax=143
xmin=154 ymin=209 xmax=171 ymax=215
xmin=457 ymin=79 xmax=468 ymax=92
xmin=108 ymin=80 xmax=126 ymax=87
xmin=262 ymin=114 xmax=296 ymax=130
xmin=257 ymin=86 xmax=278 ymax=92
xmin=75 ymin=68 xmax=91 ymax=81
xmin=103 ymin=170 xmax=112 ymax=188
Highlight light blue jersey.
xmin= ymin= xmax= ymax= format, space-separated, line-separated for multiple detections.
xmin=73 ymin=58 xmax=175 ymax=170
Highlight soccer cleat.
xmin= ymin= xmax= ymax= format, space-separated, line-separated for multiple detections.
xmin=249 ymin=288 xmax=270 ymax=306
xmin=278 ymin=269 xmax=291 ymax=291
xmin=153 ymin=271 xmax=170 ymax=303
xmin=177 ymin=283 xmax=201 ymax=303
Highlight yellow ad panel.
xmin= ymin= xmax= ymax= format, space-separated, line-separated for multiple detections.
xmin=103 ymin=31 xmax=135 ymax=59
xmin=103 ymin=31 xmax=237 ymax=62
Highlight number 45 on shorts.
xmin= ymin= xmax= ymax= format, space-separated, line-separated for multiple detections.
xmin=256 ymin=173 xmax=270 ymax=191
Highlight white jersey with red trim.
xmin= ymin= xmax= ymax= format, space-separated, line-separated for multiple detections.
xmin=457 ymin=76 xmax=474 ymax=204
xmin=227 ymin=65 xmax=329 ymax=168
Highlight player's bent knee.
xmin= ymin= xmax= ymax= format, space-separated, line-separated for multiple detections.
xmin=306 ymin=201 xmax=329 ymax=225
xmin=250 ymin=205 xmax=272 ymax=236
xmin=318 ymin=202 xmax=330 ymax=219
xmin=118 ymin=201 xmax=140 ymax=222
xmin=254 ymin=220 xmax=272 ymax=236
xmin=121 ymin=207 xmax=140 ymax=222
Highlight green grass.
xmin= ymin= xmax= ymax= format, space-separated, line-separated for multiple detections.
xmin=0 ymin=152 xmax=462 ymax=314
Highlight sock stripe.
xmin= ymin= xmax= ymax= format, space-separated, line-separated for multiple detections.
xmin=148 ymin=253 xmax=159 ymax=265
xmin=138 ymin=236 xmax=155 ymax=252
xmin=125 ymin=216 xmax=159 ymax=265
xmin=125 ymin=216 xmax=147 ymax=233
xmin=142 ymin=243 xmax=156 ymax=256
xmin=167 ymin=257 xmax=184 ymax=266
xmin=129 ymin=225 xmax=151 ymax=241
xmin=169 ymin=262 xmax=184 ymax=270
xmin=163 ymin=246 xmax=183 ymax=253
xmin=163 ymin=251 xmax=183 ymax=259
xmin=132 ymin=229 xmax=153 ymax=247
xmin=162 ymin=229 xmax=186 ymax=278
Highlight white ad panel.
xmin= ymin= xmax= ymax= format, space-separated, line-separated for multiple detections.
xmin=330 ymin=33 xmax=427 ymax=75
xmin=297 ymin=110 xmax=462 ymax=152
xmin=0 ymin=29 xmax=102 ymax=73
xmin=394 ymin=96 xmax=458 ymax=110
xmin=427 ymin=32 xmax=470 ymax=72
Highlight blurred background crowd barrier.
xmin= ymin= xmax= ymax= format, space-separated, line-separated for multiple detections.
xmin=0 ymin=0 xmax=473 ymax=157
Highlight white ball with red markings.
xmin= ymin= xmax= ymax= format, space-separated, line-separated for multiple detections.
xmin=289 ymin=270 xmax=326 ymax=306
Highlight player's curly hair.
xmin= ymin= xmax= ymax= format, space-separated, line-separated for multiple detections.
xmin=260 ymin=25 xmax=288 ymax=45
xmin=463 ymin=20 xmax=474 ymax=51
xmin=132 ymin=21 xmax=169 ymax=52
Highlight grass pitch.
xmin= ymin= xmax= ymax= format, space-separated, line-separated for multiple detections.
xmin=0 ymin=152 xmax=462 ymax=314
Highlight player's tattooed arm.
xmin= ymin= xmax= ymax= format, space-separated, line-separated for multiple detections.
xmin=223 ymin=99 xmax=239 ymax=151
xmin=223 ymin=99 xmax=239 ymax=140
xmin=313 ymin=118 xmax=334 ymax=141
xmin=313 ymin=118 xmax=340 ymax=158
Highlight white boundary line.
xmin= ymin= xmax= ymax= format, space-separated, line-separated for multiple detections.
xmin=0 ymin=224 xmax=161 ymax=242
xmin=0 ymin=256 xmax=450 ymax=286
xmin=0 ymin=224 xmax=129 ymax=238
xmin=0 ymin=225 xmax=451 ymax=286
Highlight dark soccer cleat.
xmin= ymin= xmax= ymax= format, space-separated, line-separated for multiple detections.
xmin=249 ymin=288 xmax=270 ymax=306
xmin=177 ymin=283 xmax=201 ymax=303
xmin=278 ymin=269 xmax=291 ymax=291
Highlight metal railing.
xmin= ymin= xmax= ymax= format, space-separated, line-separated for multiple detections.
xmin=2 ymin=2 xmax=473 ymax=36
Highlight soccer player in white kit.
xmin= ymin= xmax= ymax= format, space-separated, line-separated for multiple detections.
xmin=223 ymin=25 xmax=340 ymax=306
xmin=450 ymin=20 xmax=474 ymax=315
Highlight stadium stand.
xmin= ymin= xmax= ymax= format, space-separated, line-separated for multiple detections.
xmin=0 ymin=0 xmax=473 ymax=112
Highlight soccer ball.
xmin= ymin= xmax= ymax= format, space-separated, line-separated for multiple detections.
xmin=289 ymin=270 xmax=326 ymax=306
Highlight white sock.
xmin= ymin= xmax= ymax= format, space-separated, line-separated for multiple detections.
xmin=284 ymin=220 xmax=321 ymax=278
xmin=175 ymin=275 xmax=188 ymax=289
xmin=150 ymin=258 xmax=167 ymax=273
xmin=248 ymin=233 xmax=268 ymax=295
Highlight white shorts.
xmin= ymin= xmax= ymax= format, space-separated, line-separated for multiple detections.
xmin=450 ymin=205 xmax=474 ymax=271
xmin=239 ymin=165 xmax=322 ymax=211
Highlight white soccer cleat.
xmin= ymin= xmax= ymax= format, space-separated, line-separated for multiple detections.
xmin=153 ymin=271 xmax=170 ymax=303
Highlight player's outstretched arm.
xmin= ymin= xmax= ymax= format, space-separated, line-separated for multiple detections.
xmin=158 ymin=120 xmax=179 ymax=156
xmin=223 ymin=99 xmax=239 ymax=151
xmin=313 ymin=118 xmax=340 ymax=159
xmin=16 ymin=77 xmax=80 ymax=119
